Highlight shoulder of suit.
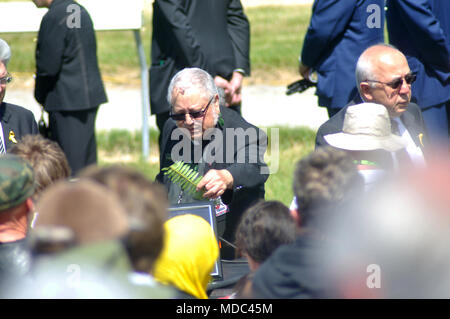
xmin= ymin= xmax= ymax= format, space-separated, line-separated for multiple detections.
xmin=161 ymin=118 xmax=177 ymax=139
xmin=317 ymin=105 xmax=348 ymax=134
xmin=2 ymin=102 xmax=35 ymax=118
xmin=45 ymin=0 xmax=84 ymax=19
xmin=220 ymin=105 xmax=258 ymax=130
xmin=407 ymin=102 xmax=421 ymax=112
xmin=404 ymin=102 xmax=424 ymax=121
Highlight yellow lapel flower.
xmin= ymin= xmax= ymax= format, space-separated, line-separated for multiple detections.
xmin=418 ymin=133 xmax=424 ymax=148
xmin=9 ymin=131 xmax=17 ymax=144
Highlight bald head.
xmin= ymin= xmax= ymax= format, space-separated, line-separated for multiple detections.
xmin=355 ymin=44 xmax=413 ymax=117
xmin=356 ymin=44 xmax=407 ymax=88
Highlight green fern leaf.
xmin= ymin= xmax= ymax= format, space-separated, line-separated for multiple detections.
xmin=163 ymin=161 xmax=205 ymax=200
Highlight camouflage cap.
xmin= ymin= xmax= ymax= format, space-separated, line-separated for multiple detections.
xmin=0 ymin=154 xmax=35 ymax=211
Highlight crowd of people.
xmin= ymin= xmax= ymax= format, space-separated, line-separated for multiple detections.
xmin=0 ymin=0 xmax=449 ymax=299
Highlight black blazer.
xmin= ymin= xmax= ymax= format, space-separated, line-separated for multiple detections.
xmin=35 ymin=0 xmax=107 ymax=111
xmin=1 ymin=102 xmax=39 ymax=151
xmin=149 ymin=0 xmax=250 ymax=115
xmin=156 ymin=105 xmax=268 ymax=240
xmin=315 ymin=98 xmax=429 ymax=152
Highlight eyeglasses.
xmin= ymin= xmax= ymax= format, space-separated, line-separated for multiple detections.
xmin=170 ymin=96 xmax=214 ymax=121
xmin=0 ymin=73 xmax=12 ymax=85
xmin=366 ymin=73 xmax=417 ymax=90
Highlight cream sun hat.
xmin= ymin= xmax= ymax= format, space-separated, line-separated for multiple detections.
xmin=324 ymin=103 xmax=406 ymax=152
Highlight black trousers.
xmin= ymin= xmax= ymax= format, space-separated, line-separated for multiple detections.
xmin=48 ymin=107 xmax=99 ymax=176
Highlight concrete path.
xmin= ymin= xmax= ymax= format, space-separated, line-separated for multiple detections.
xmin=4 ymin=83 xmax=328 ymax=133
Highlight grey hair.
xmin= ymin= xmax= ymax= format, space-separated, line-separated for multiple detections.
xmin=166 ymin=67 xmax=218 ymax=107
xmin=355 ymin=43 xmax=399 ymax=95
xmin=0 ymin=38 xmax=11 ymax=67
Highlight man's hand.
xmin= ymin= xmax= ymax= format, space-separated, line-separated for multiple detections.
xmin=299 ymin=62 xmax=311 ymax=80
xmin=228 ymin=71 xmax=244 ymax=106
xmin=196 ymin=169 xmax=234 ymax=199
xmin=214 ymin=75 xmax=233 ymax=106
xmin=214 ymin=72 xmax=244 ymax=107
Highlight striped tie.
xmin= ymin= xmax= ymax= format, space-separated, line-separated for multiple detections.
xmin=0 ymin=138 xmax=5 ymax=154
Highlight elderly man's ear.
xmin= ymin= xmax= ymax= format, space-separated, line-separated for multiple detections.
xmin=359 ymin=82 xmax=374 ymax=102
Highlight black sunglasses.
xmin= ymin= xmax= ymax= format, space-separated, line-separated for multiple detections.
xmin=0 ymin=73 xmax=12 ymax=85
xmin=366 ymin=73 xmax=417 ymax=90
xmin=170 ymin=96 xmax=214 ymax=121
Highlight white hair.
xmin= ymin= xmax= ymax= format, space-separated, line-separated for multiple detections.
xmin=0 ymin=39 xmax=11 ymax=67
xmin=167 ymin=67 xmax=218 ymax=107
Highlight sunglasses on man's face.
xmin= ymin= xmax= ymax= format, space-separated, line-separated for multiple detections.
xmin=170 ymin=96 xmax=214 ymax=121
xmin=366 ymin=73 xmax=417 ymax=90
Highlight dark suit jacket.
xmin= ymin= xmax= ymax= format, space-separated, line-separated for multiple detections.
xmin=251 ymin=233 xmax=328 ymax=299
xmin=387 ymin=0 xmax=450 ymax=108
xmin=301 ymin=0 xmax=385 ymax=109
xmin=149 ymin=0 xmax=250 ymax=115
xmin=315 ymin=98 xmax=429 ymax=152
xmin=156 ymin=105 xmax=268 ymax=240
xmin=1 ymin=102 xmax=39 ymax=151
xmin=35 ymin=0 xmax=107 ymax=111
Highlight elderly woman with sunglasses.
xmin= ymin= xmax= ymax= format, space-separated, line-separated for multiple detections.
xmin=156 ymin=67 xmax=268 ymax=259
xmin=0 ymin=39 xmax=38 ymax=153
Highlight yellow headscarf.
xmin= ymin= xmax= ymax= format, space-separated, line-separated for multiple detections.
xmin=153 ymin=214 xmax=219 ymax=299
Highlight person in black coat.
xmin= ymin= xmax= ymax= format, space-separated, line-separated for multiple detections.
xmin=33 ymin=0 xmax=107 ymax=176
xmin=250 ymin=147 xmax=364 ymax=298
xmin=156 ymin=68 xmax=268 ymax=258
xmin=150 ymin=0 xmax=250 ymax=151
xmin=0 ymin=39 xmax=39 ymax=152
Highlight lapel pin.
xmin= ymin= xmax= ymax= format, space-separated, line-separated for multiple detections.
xmin=418 ymin=133 xmax=424 ymax=148
xmin=8 ymin=131 xmax=17 ymax=144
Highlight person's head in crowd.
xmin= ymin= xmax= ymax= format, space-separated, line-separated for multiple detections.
xmin=235 ymin=200 xmax=296 ymax=271
xmin=356 ymin=44 xmax=415 ymax=118
xmin=322 ymin=153 xmax=450 ymax=298
xmin=324 ymin=102 xmax=406 ymax=170
xmin=153 ymin=214 xmax=219 ymax=299
xmin=32 ymin=180 xmax=129 ymax=253
xmin=0 ymin=154 xmax=35 ymax=293
xmin=22 ymin=180 xmax=160 ymax=298
xmin=167 ymin=67 xmax=220 ymax=141
xmin=9 ymin=135 xmax=71 ymax=201
xmin=292 ymin=146 xmax=363 ymax=227
xmin=0 ymin=154 xmax=35 ymax=242
xmin=0 ymin=38 xmax=12 ymax=104
xmin=79 ymin=165 xmax=167 ymax=274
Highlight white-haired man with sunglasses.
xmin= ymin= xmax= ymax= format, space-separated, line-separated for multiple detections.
xmin=156 ymin=67 xmax=268 ymax=259
xmin=315 ymin=44 xmax=428 ymax=166
xmin=0 ymin=39 xmax=38 ymax=153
